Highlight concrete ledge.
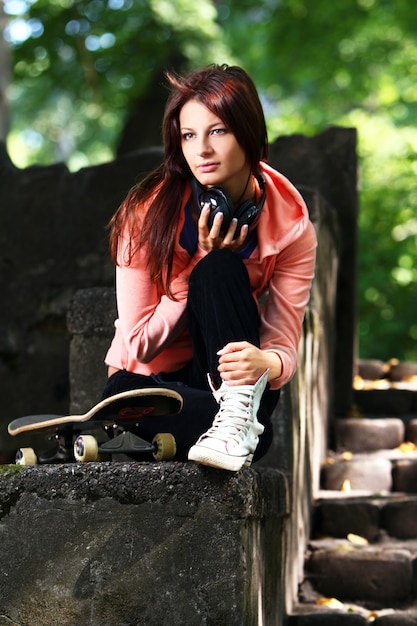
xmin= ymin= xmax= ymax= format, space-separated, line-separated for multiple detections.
xmin=0 ymin=463 xmax=289 ymax=626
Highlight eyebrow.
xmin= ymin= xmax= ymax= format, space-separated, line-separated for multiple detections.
xmin=180 ymin=122 xmax=223 ymax=132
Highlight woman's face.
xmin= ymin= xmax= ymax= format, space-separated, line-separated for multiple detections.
xmin=179 ymin=99 xmax=250 ymax=203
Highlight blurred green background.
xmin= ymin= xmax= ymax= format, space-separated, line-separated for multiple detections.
xmin=1 ymin=0 xmax=416 ymax=363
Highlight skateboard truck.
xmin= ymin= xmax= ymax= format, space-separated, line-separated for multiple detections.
xmin=74 ymin=430 xmax=176 ymax=462
xmin=99 ymin=431 xmax=155 ymax=455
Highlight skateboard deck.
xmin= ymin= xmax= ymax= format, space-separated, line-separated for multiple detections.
xmin=8 ymin=387 xmax=183 ymax=465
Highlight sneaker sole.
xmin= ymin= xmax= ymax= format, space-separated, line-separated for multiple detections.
xmin=188 ymin=445 xmax=252 ymax=472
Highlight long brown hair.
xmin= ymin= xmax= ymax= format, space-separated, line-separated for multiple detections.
xmin=108 ymin=64 xmax=269 ymax=297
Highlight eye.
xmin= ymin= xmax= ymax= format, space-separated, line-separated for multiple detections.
xmin=181 ymin=132 xmax=195 ymax=141
xmin=211 ymin=127 xmax=227 ymax=136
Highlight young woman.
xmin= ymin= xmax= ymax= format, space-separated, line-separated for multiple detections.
xmin=103 ymin=64 xmax=317 ymax=471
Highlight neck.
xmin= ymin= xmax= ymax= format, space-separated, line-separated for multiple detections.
xmin=234 ymin=171 xmax=254 ymax=207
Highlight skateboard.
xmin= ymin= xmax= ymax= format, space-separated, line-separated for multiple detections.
xmin=8 ymin=387 xmax=183 ymax=465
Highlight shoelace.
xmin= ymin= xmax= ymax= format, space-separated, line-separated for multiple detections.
xmin=204 ymin=384 xmax=263 ymax=444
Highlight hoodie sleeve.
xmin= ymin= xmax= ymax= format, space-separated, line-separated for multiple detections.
xmin=112 ymin=227 xmax=207 ymax=366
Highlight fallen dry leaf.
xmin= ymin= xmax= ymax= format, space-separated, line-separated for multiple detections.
xmin=316 ymin=597 xmax=344 ymax=609
xmin=347 ymin=533 xmax=369 ymax=546
xmin=367 ymin=609 xmax=379 ymax=621
xmin=397 ymin=441 xmax=417 ymax=453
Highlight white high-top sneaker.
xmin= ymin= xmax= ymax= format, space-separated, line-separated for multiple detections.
xmin=188 ymin=369 xmax=269 ymax=471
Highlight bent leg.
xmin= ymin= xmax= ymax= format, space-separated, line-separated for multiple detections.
xmin=187 ymin=248 xmax=260 ymax=389
xmin=187 ymin=249 xmax=278 ymax=466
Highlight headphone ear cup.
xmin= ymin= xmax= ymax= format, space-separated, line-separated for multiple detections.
xmin=233 ymin=200 xmax=260 ymax=233
xmin=194 ymin=185 xmax=234 ymax=233
xmin=200 ymin=188 xmax=233 ymax=231
xmin=233 ymin=200 xmax=253 ymax=230
xmin=191 ymin=174 xmax=266 ymax=236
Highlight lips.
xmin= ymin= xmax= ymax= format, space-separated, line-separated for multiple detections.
xmin=198 ymin=162 xmax=219 ymax=173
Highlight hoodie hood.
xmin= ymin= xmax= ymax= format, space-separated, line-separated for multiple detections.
xmin=257 ymin=162 xmax=311 ymax=261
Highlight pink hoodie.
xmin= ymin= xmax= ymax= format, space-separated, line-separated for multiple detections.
xmin=105 ymin=162 xmax=317 ymax=389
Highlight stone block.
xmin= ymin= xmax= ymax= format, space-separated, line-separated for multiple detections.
xmin=387 ymin=361 xmax=417 ymax=382
xmin=68 ymin=333 xmax=110 ymax=413
xmin=321 ymin=457 xmax=392 ymax=492
xmin=381 ymin=499 xmax=417 ymax=538
xmin=405 ymin=420 xmax=417 ymax=444
xmin=334 ymin=418 xmax=405 ymax=453
xmin=355 ymin=359 xmax=385 ymax=380
xmin=307 ymin=548 xmax=413 ymax=602
xmin=314 ymin=500 xmax=380 ymax=542
xmin=0 ymin=146 xmax=163 ymax=421
xmin=0 ymin=462 xmax=289 ymax=626
xmin=392 ymin=459 xmax=417 ymax=493
xmin=67 ymin=287 xmax=117 ymax=413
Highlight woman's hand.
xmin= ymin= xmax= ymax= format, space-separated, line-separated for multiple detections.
xmin=197 ymin=204 xmax=248 ymax=253
xmin=217 ymin=341 xmax=283 ymax=386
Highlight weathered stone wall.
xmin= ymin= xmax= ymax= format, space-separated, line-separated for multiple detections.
xmin=0 ymin=145 xmax=164 ymax=456
xmin=269 ymin=130 xmax=358 ymax=417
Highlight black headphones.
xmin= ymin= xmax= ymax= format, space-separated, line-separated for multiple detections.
xmin=191 ymin=174 xmax=266 ymax=237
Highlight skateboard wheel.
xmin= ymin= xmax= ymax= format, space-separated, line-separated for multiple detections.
xmin=152 ymin=433 xmax=176 ymax=461
xmin=74 ymin=435 xmax=98 ymax=462
xmin=16 ymin=447 xmax=38 ymax=465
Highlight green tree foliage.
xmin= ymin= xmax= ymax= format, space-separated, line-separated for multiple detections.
xmin=3 ymin=0 xmax=231 ymax=168
xmin=3 ymin=0 xmax=417 ymax=362
xmin=216 ymin=0 xmax=417 ymax=362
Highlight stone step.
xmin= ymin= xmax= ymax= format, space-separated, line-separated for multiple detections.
xmin=307 ymin=541 xmax=414 ymax=603
xmin=291 ymin=383 xmax=417 ymax=625
xmin=290 ymin=535 xmax=417 ymax=624
xmin=314 ymin=493 xmax=417 ymax=542
xmin=289 ymin=492 xmax=417 ymax=624
xmin=321 ymin=449 xmax=417 ymax=493
xmin=334 ymin=417 xmax=405 ymax=453
xmin=327 ymin=416 xmax=417 ymax=494
xmin=333 ymin=416 xmax=417 ymax=454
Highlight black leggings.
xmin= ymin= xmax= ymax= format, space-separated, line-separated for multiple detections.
xmin=102 ymin=249 xmax=279 ymax=461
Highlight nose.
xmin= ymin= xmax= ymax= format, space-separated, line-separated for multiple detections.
xmin=197 ymin=135 xmax=213 ymax=156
